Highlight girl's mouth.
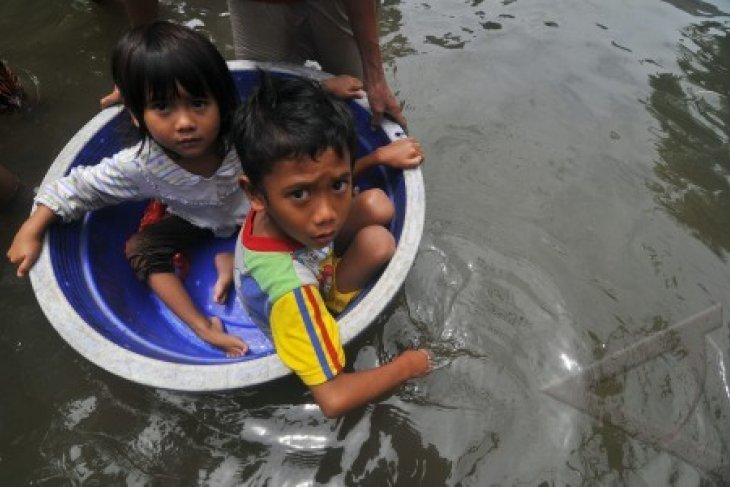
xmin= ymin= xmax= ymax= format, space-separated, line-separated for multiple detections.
xmin=177 ymin=138 xmax=201 ymax=148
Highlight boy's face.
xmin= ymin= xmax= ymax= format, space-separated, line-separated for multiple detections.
xmin=249 ymin=148 xmax=353 ymax=249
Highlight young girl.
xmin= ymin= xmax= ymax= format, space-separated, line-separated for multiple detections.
xmin=6 ymin=21 xmax=251 ymax=356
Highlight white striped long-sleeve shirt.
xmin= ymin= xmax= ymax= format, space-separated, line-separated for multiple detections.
xmin=35 ymin=141 xmax=249 ymax=237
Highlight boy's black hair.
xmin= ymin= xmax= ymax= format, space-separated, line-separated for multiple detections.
xmin=233 ymin=71 xmax=357 ymax=191
xmin=112 ymin=21 xmax=238 ymax=149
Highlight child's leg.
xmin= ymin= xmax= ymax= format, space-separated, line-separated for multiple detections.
xmin=334 ymin=188 xmax=394 ymax=255
xmin=212 ymin=252 xmax=234 ymax=304
xmin=333 ymin=188 xmax=396 ymax=293
xmin=333 ymin=225 xmax=395 ymax=293
xmin=148 ymin=272 xmax=247 ymax=357
xmin=125 ymin=216 xmax=248 ymax=356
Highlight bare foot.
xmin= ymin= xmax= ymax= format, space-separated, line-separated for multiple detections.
xmin=212 ymin=252 xmax=234 ymax=304
xmin=400 ymin=349 xmax=433 ymax=378
xmin=205 ymin=316 xmax=248 ymax=357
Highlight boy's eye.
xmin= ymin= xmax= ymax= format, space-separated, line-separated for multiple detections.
xmin=288 ymin=188 xmax=309 ymax=201
xmin=332 ymin=180 xmax=349 ymax=193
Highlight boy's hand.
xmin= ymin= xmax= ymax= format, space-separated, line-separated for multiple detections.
xmin=321 ymin=75 xmax=364 ymax=100
xmin=399 ymin=349 xmax=433 ymax=378
xmin=7 ymin=227 xmax=44 ymax=277
xmin=374 ymin=137 xmax=425 ymax=169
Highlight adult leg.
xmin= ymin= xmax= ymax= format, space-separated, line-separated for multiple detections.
xmin=305 ymin=0 xmax=364 ymax=77
xmin=227 ymin=0 xmax=309 ymax=63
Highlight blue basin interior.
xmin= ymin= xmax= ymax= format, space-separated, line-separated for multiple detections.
xmin=48 ymin=69 xmax=408 ymax=365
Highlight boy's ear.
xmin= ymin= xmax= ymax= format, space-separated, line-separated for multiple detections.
xmin=239 ymin=175 xmax=266 ymax=212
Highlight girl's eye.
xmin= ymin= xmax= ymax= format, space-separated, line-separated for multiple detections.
xmin=289 ymin=188 xmax=309 ymax=201
xmin=191 ymin=99 xmax=208 ymax=109
xmin=149 ymin=101 xmax=169 ymax=112
xmin=332 ymin=180 xmax=349 ymax=193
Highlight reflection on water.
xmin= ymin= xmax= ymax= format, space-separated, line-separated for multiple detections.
xmin=646 ymin=20 xmax=730 ymax=257
xmin=1 ymin=0 xmax=730 ymax=484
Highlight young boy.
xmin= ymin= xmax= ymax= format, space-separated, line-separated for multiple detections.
xmin=231 ymin=73 xmax=430 ymax=418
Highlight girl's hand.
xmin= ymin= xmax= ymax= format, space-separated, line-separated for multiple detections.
xmin=374 ymin=137 xmax=425 ymax=169
xmin=321 ymin=75 xmax=364 ymax=100
xmin=6 ymin=205 xmax=57 ymax=277
xmin=7 ymin=227 xmax=44 ymax=277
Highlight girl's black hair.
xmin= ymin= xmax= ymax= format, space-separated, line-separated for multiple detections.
xmin=112 ymin=21 xmax=238 ymax=149
xmin=233 ymin=71 xmax=357 ymax=191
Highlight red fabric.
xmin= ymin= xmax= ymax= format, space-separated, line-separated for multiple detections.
xmin=138 ymin=199 xmax=167 ymax=230
xmin=303 ymin=285 xmax=343 ymax=373
xmin=240 ymin=210 xmax=303 ymax=252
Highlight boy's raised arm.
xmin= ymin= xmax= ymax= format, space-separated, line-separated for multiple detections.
xmin=310 ymin=349 xmax=430 ymax=418
xmin=6 ymin=205 xmax=58 ymax=277
xmin=352 ymin=137 xmax=425 ymax=180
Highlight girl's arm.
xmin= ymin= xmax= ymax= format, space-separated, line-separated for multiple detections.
xmin=352 ymin=137 xmax=424 ymax=180
xmin=310 ymin=349 xmax=431 ymax=418
xmin=36 ymin=148 xmax=144 ymax=223
xmin=6 ymin=205 xmax=58 ymax=277
xmin=7 ymin=149 xmax=144 ymax=276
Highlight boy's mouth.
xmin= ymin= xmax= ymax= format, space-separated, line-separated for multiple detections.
xmin=312 ymin=231 xmax=336 ymax=246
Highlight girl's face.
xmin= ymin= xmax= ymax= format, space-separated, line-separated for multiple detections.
xmin=137 ymin=84 xmax=221 ymax=166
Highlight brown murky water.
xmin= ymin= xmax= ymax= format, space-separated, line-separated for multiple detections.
xmin=1 ymin=0 xmax=729 ymax=484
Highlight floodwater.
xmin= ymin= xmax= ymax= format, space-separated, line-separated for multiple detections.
xmin=1 ymin=0 xmax=729 ymax=484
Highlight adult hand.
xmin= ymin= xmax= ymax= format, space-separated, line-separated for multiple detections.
xmin=365 ymin=77 xmax=407 ymax=131
xmin=100 ymin=85 xmax=122 ymax=109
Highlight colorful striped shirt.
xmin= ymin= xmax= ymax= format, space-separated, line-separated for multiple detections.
xmin=35 ymin=140 xmax=248 ymax=237
xmin=234 ymin=211 xmax=345 ymax=386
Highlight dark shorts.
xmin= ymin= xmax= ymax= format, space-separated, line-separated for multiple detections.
xmin=124 ymin=214 xmax=212 ymax=282
xmin=227 ymin=0 xmax=363 ymax=78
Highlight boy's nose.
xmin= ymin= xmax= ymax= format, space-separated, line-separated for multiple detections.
xmin=313 ymin=198 xmax=337 ymax=226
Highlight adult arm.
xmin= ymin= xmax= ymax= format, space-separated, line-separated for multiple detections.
xmin=342 ymin=0 xmax=407 ymax=130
